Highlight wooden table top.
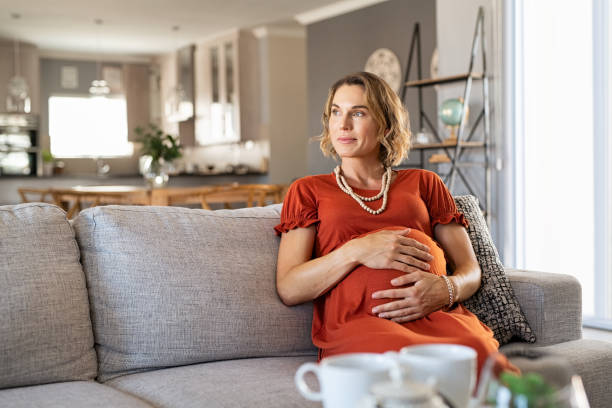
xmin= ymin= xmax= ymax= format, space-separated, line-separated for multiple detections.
xmin=19 ymin=183 xmax=287 ymax=217
xmin=62 ymin=185 xmax=149 ymax=193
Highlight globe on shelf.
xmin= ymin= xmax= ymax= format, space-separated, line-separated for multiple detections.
xmin=439 ymin=98 xmax=467 ymax=141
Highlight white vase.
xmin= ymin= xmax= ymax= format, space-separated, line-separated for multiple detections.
xmin=42 ymin=162 xmax=54 ymax=177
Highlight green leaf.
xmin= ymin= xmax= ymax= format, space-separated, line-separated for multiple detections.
xmin=41 ymin=149 xmax=54 ymax=163
xmin=500 ymin=371 xmax=558 ymax=408
xmin=135 ymin=123 xmax=182 ymax=163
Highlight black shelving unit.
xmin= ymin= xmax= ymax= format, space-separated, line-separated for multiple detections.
xmin=400 ymin=7 xmax=491 ymax=224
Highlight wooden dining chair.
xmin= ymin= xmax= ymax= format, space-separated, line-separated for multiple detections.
xmin=18 ymin=188 xmax=55 ymax=204
xmin=49 ymin=187 xmax=151 ymax=219
xmin=199 ymin=184 xmax=286 ymax=209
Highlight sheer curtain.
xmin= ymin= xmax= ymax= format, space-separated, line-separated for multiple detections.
xmin=510 ymin=0 xmax=605 ymax=319
xmin=592 ymin=0 xmax=612 ymax=326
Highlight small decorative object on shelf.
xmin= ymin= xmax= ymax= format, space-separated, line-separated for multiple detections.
xmin=135 ymin=124 xmax=182 ymax=188
xmin=439 ymin=98 xmax=467 ymax=142
xmin=414 ymin=127 xmax=432 ymax=145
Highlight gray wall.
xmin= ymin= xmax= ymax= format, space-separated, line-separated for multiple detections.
xmin=40 ymin=58 xmax=99 ymax=148
xmin=39 ymin=58 xmax=141 ymax=175
xmin=306 ymin=0 xmax=437 ymax=175
xmin=266 ymin=33 xmax=308 ymax=184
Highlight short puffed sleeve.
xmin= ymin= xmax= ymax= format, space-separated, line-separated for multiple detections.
xmin=420 ymin=170 xmax=468 ymax=230
xmin=274 ymin=178 xmax=320 ymax=235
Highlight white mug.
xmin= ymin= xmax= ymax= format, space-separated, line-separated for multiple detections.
xmin=294 ymin=353 xmax=397 ymax=408
xmin=399 ymin=344 xmax=477 ymax=408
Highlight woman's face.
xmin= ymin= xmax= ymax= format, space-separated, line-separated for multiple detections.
xmin=329 ymin=84 xmax=381 ymax=163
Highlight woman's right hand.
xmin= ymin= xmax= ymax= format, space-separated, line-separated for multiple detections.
xmin=344 ymin=228 xmax=433 ymax=273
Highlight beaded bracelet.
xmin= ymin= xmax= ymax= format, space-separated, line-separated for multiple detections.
xmin=440 ymin=275 xmax=455 ymax=309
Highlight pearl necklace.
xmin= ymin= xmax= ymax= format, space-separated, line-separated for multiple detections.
xmin=334 ymin=165 xmax=392 ymax=215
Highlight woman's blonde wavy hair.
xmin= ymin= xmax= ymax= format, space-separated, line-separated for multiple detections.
xmin=317 ymin=72 xmax=412 ymax=167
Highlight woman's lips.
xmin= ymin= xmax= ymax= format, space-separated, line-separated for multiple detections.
xmin=337 ymin=137 xmax=357 ymax=143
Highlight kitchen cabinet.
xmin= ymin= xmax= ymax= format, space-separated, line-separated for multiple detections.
xmin=194 ymin=30 xmax=260 ymax=146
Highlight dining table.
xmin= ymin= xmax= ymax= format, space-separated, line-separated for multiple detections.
xmin=18 ymin=184 xmax=287 ymax=219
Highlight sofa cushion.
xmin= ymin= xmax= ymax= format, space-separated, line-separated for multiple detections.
xmin=73 ymin=205 xmax=316 ymax=382
xmin=0 ymin=203 xmax=97 ymax=389
xmin=454 ymin=196 xmax=536 ymax=345
xmin=0 ymin=380 xmax=153 ymax=407
xmin=106 ymin=356 xmax=319 ymax=408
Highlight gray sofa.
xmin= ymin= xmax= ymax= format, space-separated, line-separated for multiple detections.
xmin=1 ymin=202 xmax=611 ymax=408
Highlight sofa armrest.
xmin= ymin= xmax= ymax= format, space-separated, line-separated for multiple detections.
xmin=505 ymin=268 xmax=582 ymax=346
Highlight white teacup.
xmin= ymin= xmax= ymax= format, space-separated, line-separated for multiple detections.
xmin=294 ymin=353 xmax=397 ymax=408
xmin=399 ymin=344 xmax=477 ymax=408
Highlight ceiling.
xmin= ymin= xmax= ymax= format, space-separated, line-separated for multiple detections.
xmin=0 ymin=0 xmax=367 ymax=57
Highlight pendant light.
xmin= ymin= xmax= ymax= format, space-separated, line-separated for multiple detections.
xmin=165 ymin=25 xmax=193 ymax=122
xmin=89 ymin=18 xmax=110 ymax=97
xmin=6 ymin=13 xmax=31 ymax=113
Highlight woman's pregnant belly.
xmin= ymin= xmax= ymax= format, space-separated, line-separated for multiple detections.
xmin=326 ymin=226 xmax=447 ymax=319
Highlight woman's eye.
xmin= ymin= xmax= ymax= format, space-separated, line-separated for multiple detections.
xmin=353 ymin=111 xmax=364 ymax=117
xmin=331 ymin=109 xmax=341 ymax=116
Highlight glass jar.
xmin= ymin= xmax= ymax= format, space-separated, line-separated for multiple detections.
xmin=141 ymin=156 xmax=170 ymax=188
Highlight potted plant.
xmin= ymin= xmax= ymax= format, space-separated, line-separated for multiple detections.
xmin=41 ymin=149 xmax=55 ymax=177
xmin=135 ymin=124 xmax=182 ymax=188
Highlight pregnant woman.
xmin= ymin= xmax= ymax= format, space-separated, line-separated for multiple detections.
xmin=274 ymin=72 xmax=514 ymax=374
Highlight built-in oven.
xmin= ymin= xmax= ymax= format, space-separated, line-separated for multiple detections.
xmin=0 ymin=113 xmax=38 ymax=176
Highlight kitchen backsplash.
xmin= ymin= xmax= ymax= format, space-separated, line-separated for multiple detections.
xmin=176 ymin=139 xmax=269 ymax=175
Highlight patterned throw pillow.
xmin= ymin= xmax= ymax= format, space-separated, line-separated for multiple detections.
xmin=454 ymin=195 xmax=536 ymax=345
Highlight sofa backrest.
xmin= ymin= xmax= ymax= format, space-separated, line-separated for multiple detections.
xmin=73 ymin=204 xmax=316 ymax=382
xmin=0 ymin=203 xmax=97 ymax=389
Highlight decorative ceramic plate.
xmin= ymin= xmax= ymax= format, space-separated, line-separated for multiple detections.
xmin=364 ymin=48 xmax=402 ymax=93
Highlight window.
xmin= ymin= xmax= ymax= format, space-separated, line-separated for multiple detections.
xmin=510 ymin=0 xmax=612 ymax=327
xmin=48 ymin=95 xmax=133 ymax=158
xmin=592 ymin=0 xmax=612 ymax=325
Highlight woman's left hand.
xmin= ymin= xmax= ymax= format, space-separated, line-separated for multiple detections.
xmin=370 ymin=222 xmax=481 ymax=323
xmin=370 ymin=272 xmax=449 ymax=322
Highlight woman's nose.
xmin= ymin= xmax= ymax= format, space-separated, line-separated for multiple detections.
xmin=340 ymin=115 xmax=352 ymax=129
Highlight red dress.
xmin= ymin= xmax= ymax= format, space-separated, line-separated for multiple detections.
xmin=275 ymin=169 xmax=505 ymax=374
